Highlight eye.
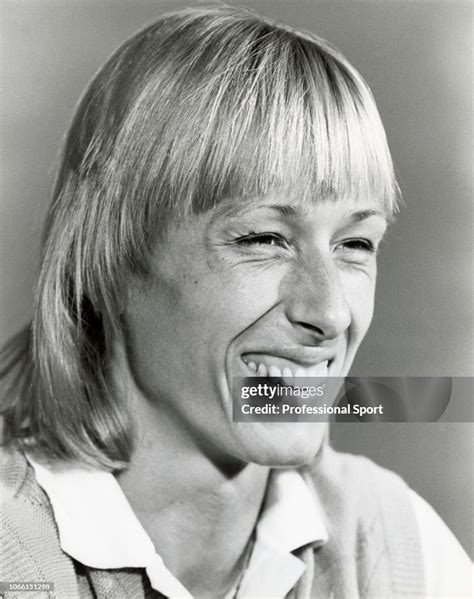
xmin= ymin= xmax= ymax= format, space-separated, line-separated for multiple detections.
xmin=236 ymin=233 xmax=288 ymax=248
xmin=338 ymin=238 xmax=375 ymax=253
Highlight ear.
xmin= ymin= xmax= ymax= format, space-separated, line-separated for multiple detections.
xmin=107 ymin=327 xmax=140 ymax=400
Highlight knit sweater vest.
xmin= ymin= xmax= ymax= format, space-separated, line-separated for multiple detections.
xmin=0 ymin=445 xmax=425 ymax=598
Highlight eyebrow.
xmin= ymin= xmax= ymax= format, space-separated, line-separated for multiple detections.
xmin=347 ymin=209 xmax=388 ymax=222
xmin=262 ymin=204 xmax=387 ymax=222
xmin=254 ymin=204 xmax=389 ymax=222
xmin=211 ymin=201 xmax=391 ymax=224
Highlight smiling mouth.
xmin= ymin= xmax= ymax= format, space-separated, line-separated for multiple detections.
xmin=241 ymin=353 xmax=332 ymax=378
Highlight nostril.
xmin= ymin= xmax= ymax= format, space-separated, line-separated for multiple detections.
xmin=296 ymin=320 xmax=325 ymax=338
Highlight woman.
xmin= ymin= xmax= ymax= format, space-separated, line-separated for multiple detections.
xmin=1 ymin=6 xmax=471 ymax=598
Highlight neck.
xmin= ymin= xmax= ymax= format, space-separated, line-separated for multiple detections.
xmin=113 ymin=350 xmax=269 ymax=596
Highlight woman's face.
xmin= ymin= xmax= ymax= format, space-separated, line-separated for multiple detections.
xmin=124 ymin=192 xmax=388 ymax=466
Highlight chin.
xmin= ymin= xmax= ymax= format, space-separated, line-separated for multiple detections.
xmin=232 ymin=422 xmax=327 ymax=468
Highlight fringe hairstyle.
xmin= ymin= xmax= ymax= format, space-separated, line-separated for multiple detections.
xmin=0 ymin=6 xmax=399 ymax=470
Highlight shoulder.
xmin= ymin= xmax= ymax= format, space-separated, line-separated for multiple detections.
xmin=305 ymin=446 xmax=425 ymax=596
xmin=306 ymin=446 xmax=472 ymax=597
xmin=1 ymin=444 xmax=48 ymax=504
xmin=306 ymin=444 xmax=421 ymax=545
xmin=1 ymin=445 xmax=78 ymax=594
xmin=1 ymin=445 xmax=55 ymax=569
xmin=409 ymin=489 xmax=472 ymax=597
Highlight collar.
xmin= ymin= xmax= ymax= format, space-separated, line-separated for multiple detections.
xmin=27 ymin=455 xmax=328 ymax=598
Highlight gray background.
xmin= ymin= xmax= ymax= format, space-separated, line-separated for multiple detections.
xmin=1 ymin=2 xmax=473 ymax=556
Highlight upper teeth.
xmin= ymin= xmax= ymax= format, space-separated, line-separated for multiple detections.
xmin=243 ymin=358 xmax=329 ymax=378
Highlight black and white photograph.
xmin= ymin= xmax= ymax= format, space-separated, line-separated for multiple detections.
xmin=1 ymin=2 xmax=472 ymax=598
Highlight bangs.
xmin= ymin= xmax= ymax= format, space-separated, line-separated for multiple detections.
xmin=102 ymin=11 xmax=399 ymax=236
xmin=188 ymin=33 xmax=399 ymax=215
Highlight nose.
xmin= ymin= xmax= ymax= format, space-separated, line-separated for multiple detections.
xmin=284 ymin=254 xmax=351 ymax=342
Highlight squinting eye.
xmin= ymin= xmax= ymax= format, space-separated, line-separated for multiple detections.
xmin=339 ymin=239 xmax=375 ymax=252
xmin=236 ymin=233 xmax=287 ymax=248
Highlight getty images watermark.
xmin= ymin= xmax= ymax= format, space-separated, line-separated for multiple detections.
xmin=232 ymin=377 xmax=473 ymax=422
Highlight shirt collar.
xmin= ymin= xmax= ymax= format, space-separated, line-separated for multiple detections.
xmin=257 ymin=467 xmax=328 ymax=552
xmin=27 ymin=455 xmax=328 ymax=598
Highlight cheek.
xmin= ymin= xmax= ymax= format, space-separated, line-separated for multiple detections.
xmin=183 ymin=261 xmax=284 ymax=338
xmin=126 ymin=263 xmax=283 ymax=368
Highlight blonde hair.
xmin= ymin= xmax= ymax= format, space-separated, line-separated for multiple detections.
xmin=1 ymin=5 xmax=398 ymax=470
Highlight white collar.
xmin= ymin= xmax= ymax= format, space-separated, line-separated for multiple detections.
xmin=27 ymin=455 xmax=328 ymax=598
